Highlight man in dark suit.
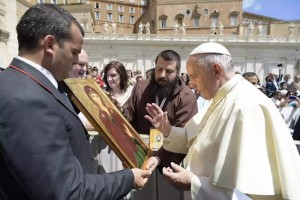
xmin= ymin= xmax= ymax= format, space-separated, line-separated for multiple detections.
xmin=0 ymin=4 xmax=150 ymax=200
xmin=276 ymin=64 xmax=283 ymax=82
xmin=265 ymin=72 xmax=279 ymax=97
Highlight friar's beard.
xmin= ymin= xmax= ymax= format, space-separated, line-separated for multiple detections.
xmin=152 ymin=73 xmax=179 ymax=99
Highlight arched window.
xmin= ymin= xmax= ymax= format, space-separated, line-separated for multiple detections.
xmin=193 ymin=14 xmax=200 ymax=27
xmin=229 ymin=11 xmax=239 ymax=26
xmin=159 ymin=15 xmax=168 ymax=28
xmin=210 ymin=11 xmax=219 ymax=27
xmin=175 ymin=13 xmax=184 ymax=26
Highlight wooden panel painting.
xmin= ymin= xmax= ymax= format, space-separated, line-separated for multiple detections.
xmin=63 ymin=78 xmax=152 ymax=169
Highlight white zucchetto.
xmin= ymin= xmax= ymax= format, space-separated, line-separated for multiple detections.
xmin=190 ymin=42 xmax=231 ymax=57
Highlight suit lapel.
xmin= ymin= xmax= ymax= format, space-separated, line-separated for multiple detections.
xmin=9 ymin=58 xmax=78 ymax=116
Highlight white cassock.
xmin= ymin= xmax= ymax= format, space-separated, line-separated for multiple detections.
xmin=163 ymin=75 xmax=300 ymax=200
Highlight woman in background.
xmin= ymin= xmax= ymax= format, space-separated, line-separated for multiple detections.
xmin=92 ymin=61 xmax=134 ymax=174
xmin=92 ymin=61 xmax=135 ymax=199
xmin=104 ymin=61 xmax=134 ymax=108
xmin=126 ymin=69 xmax=136 ymax=86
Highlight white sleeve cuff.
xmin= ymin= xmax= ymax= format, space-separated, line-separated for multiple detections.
xmin=163 ymin=126 xmax=189 ymax=154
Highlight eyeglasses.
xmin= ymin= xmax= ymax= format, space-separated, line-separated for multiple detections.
xmin=73 ymin=63 xmax=89 ymax=68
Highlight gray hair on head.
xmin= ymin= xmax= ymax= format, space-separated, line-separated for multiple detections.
xmin=192 ymin=53 xmax=234 ymax=72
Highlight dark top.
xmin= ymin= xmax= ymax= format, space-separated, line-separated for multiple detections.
xmin=0 ymin=58 xmax=134 ymax=200
xmin=123 ymin=78 xmax=198 ymax=167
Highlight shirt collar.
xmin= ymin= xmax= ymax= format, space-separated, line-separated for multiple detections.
xmin=15 ymin=56 xmax=58 ymax=89
xmin=212 ymin=74 xmax=243 ymax=105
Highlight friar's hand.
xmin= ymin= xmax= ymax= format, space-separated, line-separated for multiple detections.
xmin=162 ymin=162 xmax=194 ymax=191
xmin=144 ymin=103 xmax=171 ymax=137
xmin=131 ymin=168 xmax=152 ymax=189
xmin=144 ymin=156 xmax=160 ymax=172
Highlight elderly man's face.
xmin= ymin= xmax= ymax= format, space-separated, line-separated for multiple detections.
xmin=186 ymin=56 xmax=218 ymax=100
xmin=284 ymin=75 xmax=291 ymax=81
xmin=295 ymin=75 xmax=300 ymax=82
xmin=69 ymin=49 xmax=89 ymax=78
xmin=268 ymin=73 xmax=275 ymax=80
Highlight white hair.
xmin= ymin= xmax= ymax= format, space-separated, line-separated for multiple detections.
xmin=193 ymin=53 xmax=234 ymax=72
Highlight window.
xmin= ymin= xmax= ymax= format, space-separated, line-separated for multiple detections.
xmin=193 ymin=16 xmax=200 ymax=27
xmin=94 ymin=2 xmax=100 ymax=9
xmin=129 ymin=7 xmax=135 ymax=14
xmin=141 ymin=0 xmax=145 ymax=5
xmin=177 ymin=18 xmax=183 ymax=26
xmin=186 ymin=9 xmax=191 ymax=17
xmin=211 ymin=16 xmax=218 ymax=27
xmin=51 ymin=0 xmax=57 ymax=4
xmin=119 ymin=15 xmax=124 ymax=23
xmin=229 ymin=11 xmax=239 ymax=26
xmin=159 ymin=15 xmax=168 ymax=28
xmin=262 ymin=26 xmax=268 ymax=35
xmin=38 ymin=0 xmax=44 ymax=3
xmin=230 ymin=15 xmax=237 ymax=26
xmin=107 ymin=4 xmax=113 ymax=11
xmin=130 ymin=16 xmax=135 ymax=24
xmin=160 ymin=18 xmax=167 ymax=28
xmin=107 ymin=13 xmax=113 ymax=22
xmin=129 ymin=0 xmax=135 ymax=3
xmin=203 ymin=8 xmax=209 ymax=16
xmin=95 ymin=12 xmax=100 ymax=20
xmin=118 ymin=5 xmax=124 ymax=12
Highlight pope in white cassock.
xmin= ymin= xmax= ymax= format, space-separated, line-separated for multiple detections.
xmin=144 ymin=42 xmax=300 ymax=200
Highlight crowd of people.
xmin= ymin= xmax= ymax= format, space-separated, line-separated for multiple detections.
xmin=238 ymin=69 xmax=300 ymax=139
xmin=1 ymin=3 xmax=300 ymax=200
xmin=78 ymin=63 xmax=152 ymax=90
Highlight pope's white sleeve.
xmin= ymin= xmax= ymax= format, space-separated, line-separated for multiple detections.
xmin=162 ymin=112 xmax=202 ymax=154
xmin=163 ymin=126 xmax=189 ymax=154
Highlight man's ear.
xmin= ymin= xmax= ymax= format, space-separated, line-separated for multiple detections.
xmin=213 ymin=63 xmax=223 ymax=79
xmin=43 ymin=35 xmax=55 ymax=55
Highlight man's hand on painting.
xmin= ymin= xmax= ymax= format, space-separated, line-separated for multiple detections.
xmin=162 ymin=162 xmax=193 ymax=191
xmin=103 ymin=90 xmax=122 ymax=109
xmin=131 ymin=168 xmax=152 ymax=189
xmin=144 ymin=103 xmax=171 ymax=137
xmin=110 ymin=95 xmax=122 ymax=109
xmin=106 ymin=92 xmax=123 ymax=112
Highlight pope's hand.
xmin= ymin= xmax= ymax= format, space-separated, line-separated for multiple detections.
xmin=144 ymin=103 xmax=171 ymax=137
xmin=162 ymin=162 xmax=194 ymax=191
xmin=131 ymin=168 xmax=152 ymax=189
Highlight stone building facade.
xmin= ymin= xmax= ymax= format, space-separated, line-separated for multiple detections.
xmin=0 ymin=0 xmax=299 ymax=83
xmin=89 ymin=0 xmax=148 ymax=34
xmin=137 ymin=0 xmax=243 ymax=35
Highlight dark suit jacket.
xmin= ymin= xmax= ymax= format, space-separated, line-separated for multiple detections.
xmin=277 ymin=74 xmax=283 ymax=83
xmin=265 ymin=80 xmax=279 ymax=97
xmin=0 ymin=58 xmax=133 ymax=200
